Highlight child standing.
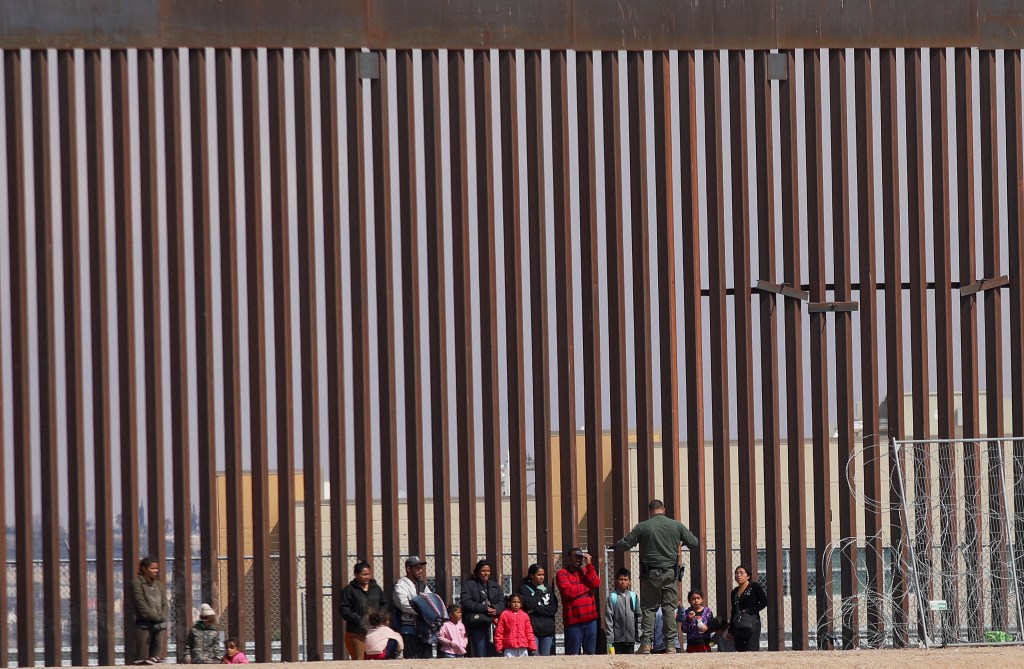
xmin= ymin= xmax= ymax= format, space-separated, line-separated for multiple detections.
xmin=438 ymin=604 xmax=469 ymax=657
xmin=604 ymin=568 xmax=641 ymax=654
xmin=494 ymin=594 xmax=536 ymax=657
xmin=677 ymin=590 xmax=714 ymax=652
xmin=220 ymin=639 xmax=249 ymax=664
xmin=365 ymin=610 xmax=405 ymax=660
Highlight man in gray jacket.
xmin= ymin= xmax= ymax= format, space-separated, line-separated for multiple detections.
xmin=392 ymin=555 xmax=433 ymax=659
xmin=613 ymin=499 xmax=699 ymax=654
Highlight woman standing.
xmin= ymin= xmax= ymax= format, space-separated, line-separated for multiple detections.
xmin=460 ymin=559 xmax=506 ymax=657
xmin=519 ymin=564 xmax=558 ymax=655
xmin=130 ymin=556 xmax=169 ymax=665
xmin=338 ymin=561 xmax=389 ymax=660
xmin=729 ymin=565 xmax=768 ymax=652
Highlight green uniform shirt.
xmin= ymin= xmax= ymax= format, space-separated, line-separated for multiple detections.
xmin=614 ymin=513 xmax=699 ymax=565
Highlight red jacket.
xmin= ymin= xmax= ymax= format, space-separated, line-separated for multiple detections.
xmin=494 ymin=609 xmax=537 ymax=653
xmin=555 ymin=563 xmax=601 ymax=626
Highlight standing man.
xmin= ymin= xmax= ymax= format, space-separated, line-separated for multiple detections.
xmin=393 ymin=555 xmax=433 ymax=659
xmin=613 ymin=499 xmax=699 ymax=654
xmin=555 ymin=547 xmax=602 ymax=655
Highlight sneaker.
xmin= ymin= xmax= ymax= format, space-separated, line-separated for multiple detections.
xmin=664 ymin=647 xmax=677 ymax=654
xmin=637 ymin=644 xmax=652 ymax=655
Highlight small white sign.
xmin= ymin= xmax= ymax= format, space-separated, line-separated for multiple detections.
xmin=929 ymin=600 xmax=949 ymax=611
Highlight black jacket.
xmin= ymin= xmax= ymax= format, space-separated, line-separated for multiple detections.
xmin=730 ymin=581 xmax=768 ymax=630
xmin=460 ymin=576 xmax=506 ymax=628
xmin=519 ymin=579 xmax=559 ymax=638
xmin=338 ymin=578 xmax=389 ymax=635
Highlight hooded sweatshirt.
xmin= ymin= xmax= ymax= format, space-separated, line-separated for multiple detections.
xmin=494 ymin=609 xmax=537 ymax=653
xmin=604 ymin=588 xmax=641 ymax=644
xmin=519 ymin=579 xmax=559 ymax=637
xmin=186 ymin=621 xmax=220 ymax=664
xmin=338 ymin=578 xmax=389 ymax=635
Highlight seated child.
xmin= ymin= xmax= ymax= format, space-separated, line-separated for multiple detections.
xmin=365 ymin=610 xmax=405 ymax=660
xmin=494 ymin=593 xmax=536 ymax=657
xmin=677 ymin=590 xmax=713 ymax=652
xmin=437 ymin=604 xmax=469 ymax=657
xmin=220 ymin=639 xmax=249 ymax=664
xmin=709 ymin=617 xmax=736 ymax=652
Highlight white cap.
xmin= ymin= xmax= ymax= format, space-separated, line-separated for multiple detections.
xmin=200 ymin=603 xmax=216 ymax=619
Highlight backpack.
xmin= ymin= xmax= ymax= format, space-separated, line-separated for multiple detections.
xmin=410 ymin=592 xmax=449 ymax=644
xmin=610 ymin=590 xmax=638 ymax=611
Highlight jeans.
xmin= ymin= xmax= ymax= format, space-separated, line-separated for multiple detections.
xmin=467 ymin=625 xmax=494 ymax=657
xmin=612 ymin=642 xmax=635 ymax=654
xmin=400 ymin=626 xmax=432 ymax=659
xmin=534 ymin=636 xmax=555 ymax=656
xmin=564 ymin=619 xmax=598 ymax=655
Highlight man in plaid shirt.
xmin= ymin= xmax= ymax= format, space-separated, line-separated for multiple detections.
xmin=555 ymin=547 xmax=602 ymax=654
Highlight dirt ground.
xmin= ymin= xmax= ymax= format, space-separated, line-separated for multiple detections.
xmin=272 ymin=647 xmax=1024 ymax=669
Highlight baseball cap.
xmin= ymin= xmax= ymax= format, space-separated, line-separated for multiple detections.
xmin=405 ymin=555 xmax=427 ymax=568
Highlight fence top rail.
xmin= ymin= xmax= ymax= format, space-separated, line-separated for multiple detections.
xmin=1 ymin=0 xmax=1021 ymax=50
xmin=892 ymin=436 xmax=1024 ymax=445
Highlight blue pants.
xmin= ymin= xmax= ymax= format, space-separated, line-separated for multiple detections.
xmin=564 ymin=620 xmax=597 ymax=655
xmin=467 ymin=625 xmax=493 ymax=658
xmin=534 ymin=636 xmax=555 ymax=656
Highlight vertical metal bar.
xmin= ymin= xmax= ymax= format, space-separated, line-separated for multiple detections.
xmin=5 ymin=48 xmax=35 ymax=668
xmin=163 ymin=47 xmax=193 ymax=662
xmin=395 ymin=49 xmax=426 ymax=559
xmin=829 ymin=47 xmax=858 ymax=649
xmin=550 ymin=50 xmax=578 ymax=550
xmin=525 ymin=49 xmax=554 ymax=566
xmin=603 ymin=50 xmax=629 ymax=570
xmin=449 ymin=49 xmax=478 ymax=580
xmin=31 ymin=48 xmax=62 ymax=667
xmin=0 ymin=188 xmax=5 ymax=669
xmin=930 ymin=46 xmax=960 ymax=640
xmin=293 ymin=48 xmax=323 ymax=661
xmin=626 ymin=50 xmax=655 ymax=507
xmin=84 ymin=47 xmax=116 ymax=666
xmin=137 ymin=49 xmax=167 ymax=565
xmin=111 ymin=47 xmax=141 ymax=663
xmin=653 ymin=50 xmax=681 ymax=519
xmin=56 ymin=48 xmax=88 ymax=667
xmin=500 ymin=49 xmax=529 ymax=584
xmin=214 ymin=47 xmax=245 ymax=642
xmin=753 ymin=49 xmax=784 ymax=650
xmin=370 ymin=49 xmax=401 ymax=593
xmin=954 ymin=45 xmax=984 ymax=643
xmin=474 ymin=49 xmax=504 ymax=568
xmin=577 ymin=50 xmax=605 ymax=558
xmin=678 ymin=50 xmax=707 ymax=595
xmin=879 ymin=47 xmax=909 ymax=646
xmin=803 ymin=48 xmax=833 ymax=648
xmin=979 ymin=48 xmax=1008 ymax=631
xmin=267 ymin=48 xmax=298 ymax=661
xmin=421 ymin=49 xmax=452 ymax=602
xmin=344 ymin=49 xmax=373 ymax=563
xmin=241 ymin=47 xmax=271 ymax=661
xmin=728 ymin=49 xmax=756 ymax=570
xmin=189 ymin=47 xmax=218 ymax=613
xmin=778 ymin=48 xmax=808 ymax=650
xmin=319 ymin=47 xmax=348 ymax=648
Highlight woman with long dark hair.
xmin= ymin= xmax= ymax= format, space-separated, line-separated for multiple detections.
xmin=519 ymin=564 xmax=558 ymax=655
xmin=460 ymin=559 xmax=506 ymax=657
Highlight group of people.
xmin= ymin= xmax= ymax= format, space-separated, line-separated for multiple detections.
xmin=339 ymin=499 xmax=769 ymax=659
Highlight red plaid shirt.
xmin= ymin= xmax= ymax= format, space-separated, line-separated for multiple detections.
xmin=555 ymin=563 xmax=602 ymax=626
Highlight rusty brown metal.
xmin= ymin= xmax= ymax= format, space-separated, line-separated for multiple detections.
xmin=83 ymin=47 xmax=116 ymax=666
xmin=979 ymin=48 xmax=1008 ymax=631
xmin=214 ymin=46 xmax=245 ymax=642
xmin=678 ymin=50 xmax=707 ymax=595
xmin=828 ymin=47 xmax=858 ymax=649
xmin=56 ymin=48 xmax=88 ymax=667
xmin=294 ymin=47 xmax=324 ymax=661
xmin=753 ymin=48 xmax=783 ymax=651
xmin=728 ymin=50 xmax=756 ymax=571
xmin=652 ymin=51 xmax=681 ymax=521
xmin=955 ymin=46 xmax=984 ymax=642
xmin=449 ymin=48 xmax=479 ymax=580
xmin=395 ymin=49 xmax=427 ymax=559
xmin=626 ymin=51 xmax=655 ymax=508
xmin=1006 ymin=49 xmax=1024 ymax=562
xmin=930 ymin=46 xmax=960 ymax=640
xmin=110 ymin=47 xmax=141 ymax=663
xmin=525 ymin=49 xmax=554 ymax=567
xmin=778 ymin=49 xmax=808 ymax=650
xmin=879 ymin=47 xmax=909 ymax=646
xmin=550 ymin=50 xmax=579 ymax=551
xmin=803 ymin=48 xmax=833 ymax=649
xmin=500 ymin=49 xmax=529 ymax=583
xmin=240 ymin=47 xmax=272 ymax=661
xmin=421 ymin=49 xmax=453 ymax=601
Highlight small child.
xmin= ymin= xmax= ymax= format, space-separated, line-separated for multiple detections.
xmin=709 ymin=617 xmax=736 ymax=652
xmin=494 ymin=593 xmax=536 ymax=657
xmin=677 ymin=590 xmax=713 ymax=652
xmin=437 ymin=604 xmax=469 ymax=657
xmin=365 ymin=610 xmax=404 ymax=660
xmin=220 ymin=639 xmax=249 ymax=664
xmin=604 ymin=568 xmax=641 ymax=654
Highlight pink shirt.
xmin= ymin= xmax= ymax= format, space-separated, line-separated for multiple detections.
xmin=437 ymin=620 xmax=468 ymax=656
xmin=365 ymin=625 xmax=404 ymax=656
xmin=222 ymin=652 xmax=249 ymax=664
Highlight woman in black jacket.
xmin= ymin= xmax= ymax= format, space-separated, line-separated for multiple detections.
xmin=519 ymin=563 xmax=558 ymax=655
xmin=729 ymin=564 xmax=768 ymax=652
xmin=338 ymin=561 xmax=389 ymax=660
xmin=460 ymin=559 xmax=506 ymax=657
